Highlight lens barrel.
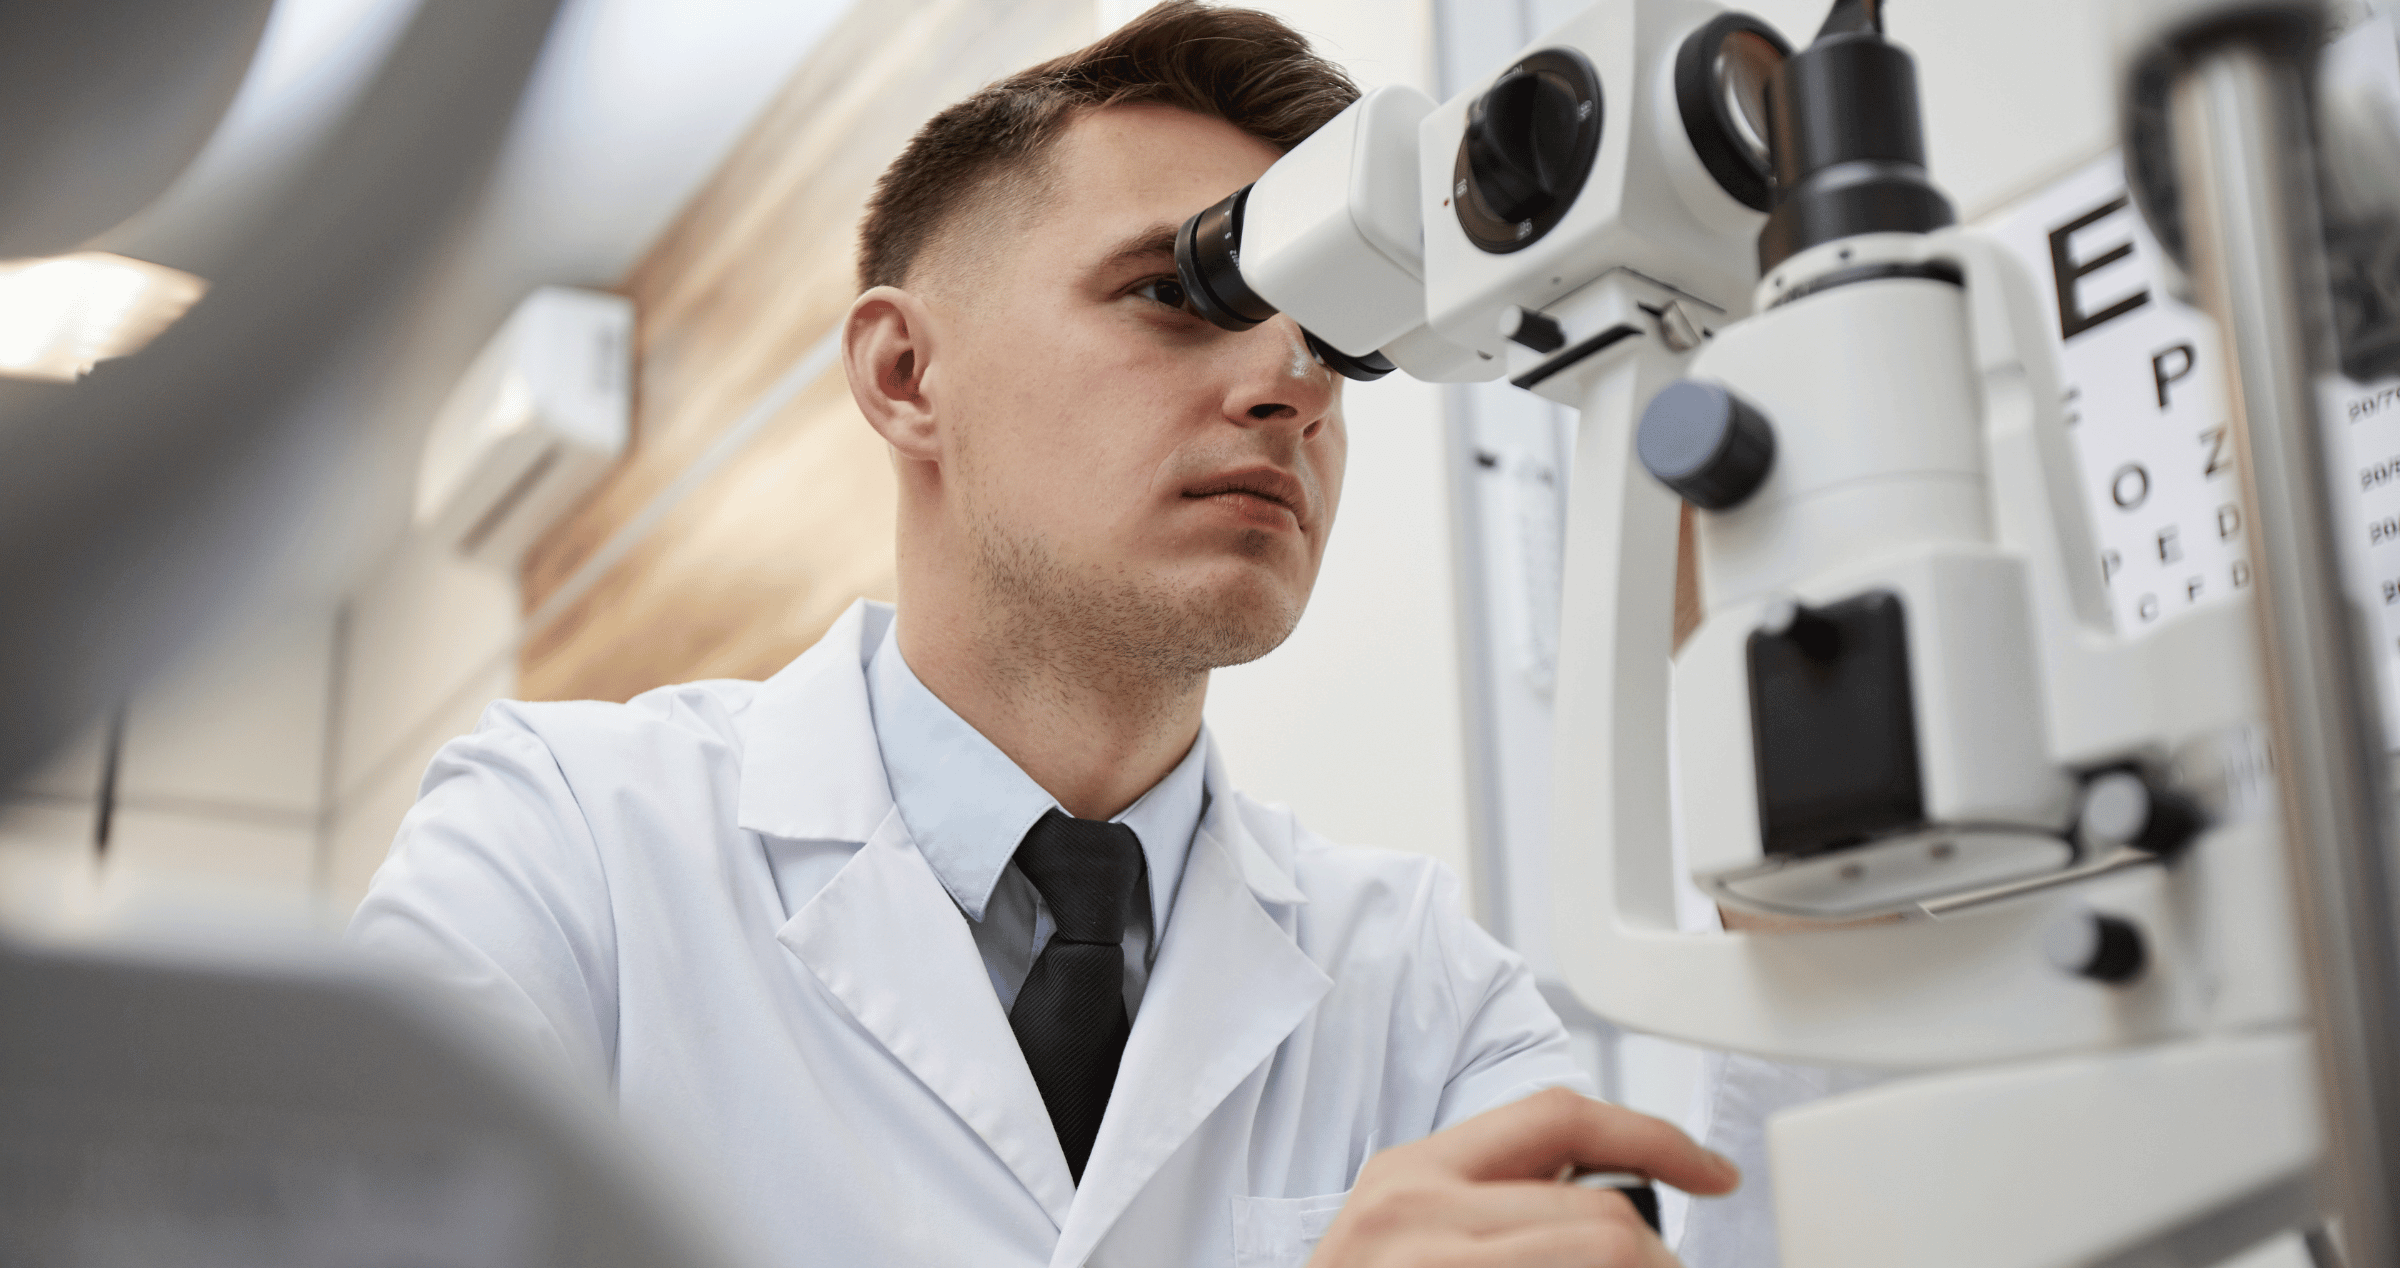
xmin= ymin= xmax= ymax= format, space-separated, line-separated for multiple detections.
xmin=1175 ymin=185 xmax=1277 ymax=332
xmin=1756 ymin=27 xmax=1953 ymax=271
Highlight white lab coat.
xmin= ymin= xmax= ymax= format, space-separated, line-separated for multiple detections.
xmin=351 ymin=600 xmax=1588 ymax=1268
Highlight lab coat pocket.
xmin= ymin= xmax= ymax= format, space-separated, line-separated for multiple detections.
xmin=1229 ymin=1191 xmax=1350 ymax=1268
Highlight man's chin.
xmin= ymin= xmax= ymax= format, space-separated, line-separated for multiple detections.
xmin=1163 ymin=569 xmax=1309 ymax=670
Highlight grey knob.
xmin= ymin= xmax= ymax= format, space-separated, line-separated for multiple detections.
xmin=1637 ymin=381 xmax=1775 ymax=510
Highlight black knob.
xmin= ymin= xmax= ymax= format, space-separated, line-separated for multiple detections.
xmin=1499 ymin=305 xmax=1566 ymax=353
xmin=1637 ymin=381 xmax=1776 ymax=510
xmin=1758 ymin=597 xmax=1842 ymax=662
xmin=2044 ymin=911 xmax=2146 ymax=985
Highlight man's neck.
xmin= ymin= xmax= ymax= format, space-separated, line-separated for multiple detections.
xmin=895 ymin=606 xmax=1206 ymax=822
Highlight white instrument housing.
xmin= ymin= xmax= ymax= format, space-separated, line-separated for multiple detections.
xmin=1416 ymin=0 xmax=1772 ymax=358
xmin=1242 ymin=85 xmax=1494 ymax=381
xmin=1205 ymin=0 xmax=2327 ymax=1261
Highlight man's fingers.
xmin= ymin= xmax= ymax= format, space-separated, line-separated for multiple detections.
xmin=1469 ymin=1214 xmax=1680 ymax=1268
xmin=1424 ymin=1087 xmax=1741 ymax=1195
xmin=1396 ymin=1179 xmax=1649 ymax=1238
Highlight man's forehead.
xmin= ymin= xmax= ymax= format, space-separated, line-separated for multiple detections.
xmin=1037 ymin=104 xmax=1282 ymax=252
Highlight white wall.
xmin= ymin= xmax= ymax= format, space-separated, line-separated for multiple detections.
xmin=0 ymin=526 xmax=523 ymax=921
xmin=0 ymin=603 xmax=336 ymax=907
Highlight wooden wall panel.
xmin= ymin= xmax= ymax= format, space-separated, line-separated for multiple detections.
xmin=519 ymin=0 xmax=1095 ymax=702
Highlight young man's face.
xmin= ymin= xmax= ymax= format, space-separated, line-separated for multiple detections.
xmin=928 ymin=103 xmax=1346 ymax=674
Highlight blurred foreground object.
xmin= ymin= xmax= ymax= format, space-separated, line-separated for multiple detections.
xmin=0 ymin=253 xmax=205 ymax=382
xmin=2318 ymin=1 xmax=2400 ymax=379
xmin=0 ymin=2 xmax=765 ymax=1264
xmin=0 ymin=2 xmax=273 ymax=261
xmin=2116 ymin=0 xmax=2400 ymax=1263
xmin=0 ymin=0 xmax=565 ymax=785
xmin=0 ymin=858 xmax=747 ymax=1267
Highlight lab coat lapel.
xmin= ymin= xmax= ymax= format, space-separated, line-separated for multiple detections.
xmin=1051 ymin=771 xmax=1331 ymax=1268
xmin=779 ymin=805 xmax=1079 ymax=1226
xmin=736 ymin=599 xmax=895 ymax=844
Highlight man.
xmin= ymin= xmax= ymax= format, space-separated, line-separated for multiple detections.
xmin=350 ymin=5 xmax=1737 ymax=1265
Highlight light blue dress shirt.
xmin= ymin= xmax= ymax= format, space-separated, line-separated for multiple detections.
xmin=863 ymin=624 xmax=1206 ymax=1017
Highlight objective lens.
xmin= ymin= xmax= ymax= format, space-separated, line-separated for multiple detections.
xmin=1673 ymin=13 xmax=1791 ymax=211
xmin=1716 ymin=30 xmax=1781 ymax=169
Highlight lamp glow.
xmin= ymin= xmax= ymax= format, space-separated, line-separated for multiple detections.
xmin=0 ymin=252 xmax=205 ymax=382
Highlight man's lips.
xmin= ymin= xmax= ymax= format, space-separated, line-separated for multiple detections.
xmin=1181 ymin=467 xmax=1307 ymax=530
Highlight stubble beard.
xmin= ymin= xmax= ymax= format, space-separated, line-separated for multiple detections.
xmin=964 ymin=504 xmax=1304 ymax=693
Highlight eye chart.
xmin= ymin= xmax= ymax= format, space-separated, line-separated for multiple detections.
xmin=1985 ymin=139 xmax=2400 ymax=745
xmin=1984 ymin=155 xmax=2249 ymax=636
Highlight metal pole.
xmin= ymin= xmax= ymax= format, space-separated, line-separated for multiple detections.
xmin=2172 ymin=31 xmax=2400 ymax=1265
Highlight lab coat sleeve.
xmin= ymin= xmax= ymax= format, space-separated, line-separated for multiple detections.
xmin=1422 ymin=859 xmax=1597 ymax=1128
xmin=347 ymin=701 xmax=620 ymax=1085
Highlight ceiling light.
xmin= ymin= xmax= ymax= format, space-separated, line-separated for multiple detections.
xmin=0 ymin=252 xmax=205 ymax=382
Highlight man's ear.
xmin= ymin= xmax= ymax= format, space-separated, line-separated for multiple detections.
xmin=843 ymin=285 xmax=942 ymax=461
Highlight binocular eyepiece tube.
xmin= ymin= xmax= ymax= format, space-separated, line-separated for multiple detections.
xmin=1173 ymin=185 xmax=1397 ymax=382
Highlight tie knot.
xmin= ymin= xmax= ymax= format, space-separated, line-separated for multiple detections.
xmin=1012 ymin=810 xmax=1142 ymax=944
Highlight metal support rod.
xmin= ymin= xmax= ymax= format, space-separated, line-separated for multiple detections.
xmin=2173 ymin=33 xmax=2400 ymax=1265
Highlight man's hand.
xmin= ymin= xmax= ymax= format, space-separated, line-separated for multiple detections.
xmin=1307 ymin=1087 xmax=1739 ymax=1267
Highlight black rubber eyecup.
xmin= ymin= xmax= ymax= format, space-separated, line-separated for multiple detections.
xmin=1174 ymin=184 xmax=1277 ymax=332
xmin=1306 ymin=331 xmax=1395 ymax=382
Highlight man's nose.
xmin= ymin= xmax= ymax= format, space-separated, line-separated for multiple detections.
xmin=1220 ymin=315 xmax=1338 ymax=433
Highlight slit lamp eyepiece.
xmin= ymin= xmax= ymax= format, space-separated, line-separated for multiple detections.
xmin=1173 ymin=185 xmax=1397 ymax=382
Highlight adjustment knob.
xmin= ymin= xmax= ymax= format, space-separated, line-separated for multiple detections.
xmin=2043 ymin=911 xmax=2146 ymax=985
xmin=1498 ymin=305 xmax=1566 ymax=353
xmin=1637 ymin=381 xmax=1776 ymax=510
xmin=1757 ymin=596 xmax=1842 ymax=662
xmin=2078 ymin=768 xmax=2204 ymax=858
xmin=1466 ymin=68 xmax=1583 ymax=223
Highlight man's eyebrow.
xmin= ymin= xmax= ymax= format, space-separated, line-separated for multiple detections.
xmin=1093 ymin=223 xmax=1182 ymax=272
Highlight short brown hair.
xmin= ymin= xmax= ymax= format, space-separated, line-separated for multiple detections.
xmin=856 ymin=1 xmax=1358 ymax=292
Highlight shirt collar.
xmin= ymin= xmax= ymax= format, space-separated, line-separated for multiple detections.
xmin=864 ymin=621 xmax=1206 ymax=928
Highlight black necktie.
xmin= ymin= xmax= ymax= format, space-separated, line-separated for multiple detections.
xmin=1007 ymin=809 xmax=1142 ymax=1184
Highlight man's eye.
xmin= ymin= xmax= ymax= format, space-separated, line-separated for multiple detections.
xmin=1132 ymin=275 xmax=1192 ymax=312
